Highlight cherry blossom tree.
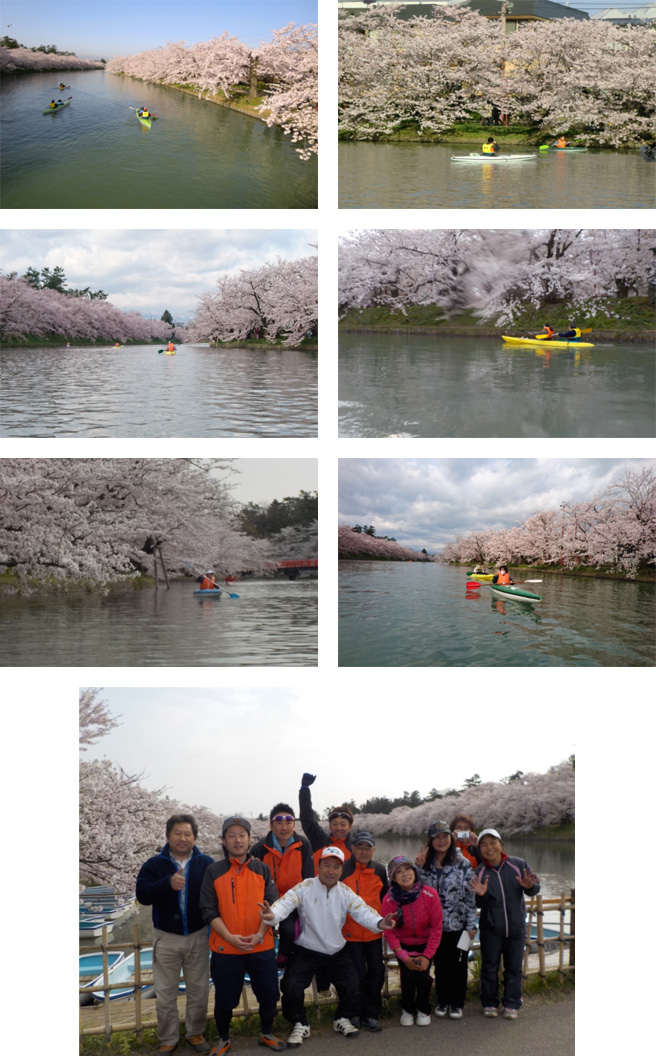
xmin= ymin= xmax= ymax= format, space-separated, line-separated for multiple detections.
xmin=0 ymin=459 xmax=271 ymax=591
xmin=79 ymin=687 xmax=120 ymax=750
xmin=339 ymin=524 xmax=433 ymax=561
xmin=190 ymin=255 xmax=318 ymax=346
xmin=338 ymin=4 xmax=656 ymax=147
xmin=438 ymin=466 xmax=656 ymax=574
xmin=0 ymin=46 xmax=103 ymax=72
xmin=107 ymin=22 xmax=318 ymax=158
xmin=339 ymin=229 xmax=655 ymax=325
xmin=0 ymin=274 xmax=190 ymax=344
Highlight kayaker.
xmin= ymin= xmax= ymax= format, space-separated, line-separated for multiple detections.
xmin=558 ymin=325 xmax=582 ymax=341
xmin=556 ymin=136 xmax=567 ymax=148
xmin=197 ymin=569 xmax=219 ymax=591
xmin=415 ymin=822 xmax=477 ymax=1021
xmin=473 ymin=564 xmax=488 ymax=574
xmin=341 ymin=832 xmax=390 ymax=1032
xmin=492 ymin=566 xmax=514 ymax=586
xmin=470 ymin=828 xmax=540 ymax=1019
xmin=49 ymin=100 xmax=58 ymax=109
xmin=138 ymin=106 xmax=151 ymax=118
xmin=482 ymin=136 xmax=499 ymax=155
xmin=167 ymin=340 xmax=175 ymax=353
xmin=535 ymin=324 xmax=555 ymax=340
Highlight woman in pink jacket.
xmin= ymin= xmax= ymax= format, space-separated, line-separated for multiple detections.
xmin=381 ymin=856 xmax=443 ymax=1027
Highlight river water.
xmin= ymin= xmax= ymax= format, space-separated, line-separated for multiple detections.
xmin=0 ymin=578 xmax=317 ymax=666
xmin=338 ymin=562 xmax=655 ymax=667
xmin=338 ymin=141 xmax=655 ymax=209
xmin=0 ymin=71 xmax=317 ymax=208
xmin=0 ymin=343 xmax=317 ymax=437
xmin=339 ymin=333 xmax=655 ymax=438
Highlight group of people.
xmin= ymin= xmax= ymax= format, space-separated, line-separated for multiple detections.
xmin=136 ymin=775 xmax=539 ymax=1055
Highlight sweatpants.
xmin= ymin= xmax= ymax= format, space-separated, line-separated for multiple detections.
xmin=398 ymin=945 xmax=433 ymax=1016
xmin=433 ymin=929 xmax=469 ymax=1009
xmin=281 ymin=944 xmax=360 ymax=1025
xmin=210 ymin=949 xmax=279 ymax=1039
xmin=479 ymin=928 xmax=525 ymax=1010
xmin=347 ymin=938 xmax=385 ymax=1019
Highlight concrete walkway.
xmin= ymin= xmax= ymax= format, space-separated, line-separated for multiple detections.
xmin=116 ymin=992 xmax=574 ymax=1056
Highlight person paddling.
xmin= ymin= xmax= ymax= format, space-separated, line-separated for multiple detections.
xmin=558 ymin=324 xmax=582 ymax=341
xmin=492 ymin=566 xmax=514 ymax=586
xmin=167 ymin=340 xmax=175 ymax=353
xmin=535 ymin=324 xmax=554 ymax=340
xmin=482 ymin=136 xmax=499 ymax=155
xmin=197 ymin=570 xmax=221 ymax=592
xmin=137 ymin=105 xmax=151 ymax=118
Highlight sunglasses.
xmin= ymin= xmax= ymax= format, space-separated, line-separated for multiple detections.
xmin=272 ymin=815 xmax=295 ymax=823
xmin=330 ymin=812 xmax=352 ymax=821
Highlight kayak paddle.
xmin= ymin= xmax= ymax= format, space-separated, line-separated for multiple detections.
xmin=181 ymin=560 xmax=239 ymax=598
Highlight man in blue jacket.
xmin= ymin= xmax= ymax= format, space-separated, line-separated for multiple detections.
xmin=136 ymin=814 xmax=213 ymax=1054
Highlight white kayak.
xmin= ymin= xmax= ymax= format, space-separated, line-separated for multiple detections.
xmin=451 ymin=153 xmax=537 ymax=163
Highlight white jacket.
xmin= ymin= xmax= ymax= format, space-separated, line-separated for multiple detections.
xmin=268 ymin=876 xmax=383 ymax=955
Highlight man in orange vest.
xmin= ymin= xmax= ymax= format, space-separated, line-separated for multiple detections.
xmin=251 ymin=805 xmax=314 ymax=965
xmin=200 ymin=817 xmax=284 ymax=1054
xmin=341 ymin=832 xmax=389 ymax=1032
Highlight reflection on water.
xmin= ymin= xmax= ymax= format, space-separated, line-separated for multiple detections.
xmin=0 ymin=344 xmax=317 ymax=437
xmin=339 ymin=141 xmax=655 ymax=209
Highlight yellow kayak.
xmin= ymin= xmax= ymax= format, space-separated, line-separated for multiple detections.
xmin=467 ymin=573 xmax=494 ymax=581
xmin=502 ymin=335 xmax=594 ymax=349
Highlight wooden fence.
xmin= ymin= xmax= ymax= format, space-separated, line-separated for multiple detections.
xmin=80 ymin=891 xmax=574 ymax=1041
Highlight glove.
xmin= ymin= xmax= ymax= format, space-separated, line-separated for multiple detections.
xmin=301 ymin=772 xmax=316 ymax=787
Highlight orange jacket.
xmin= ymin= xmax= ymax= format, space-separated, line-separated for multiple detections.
xmin=199 ymin=855 xmax=277 ymax=955
xmin=341 ymin=859 xmax=389 ymax=943
xmin=311 ymin=838 xmax=351 ymax=874
xmin=495 ymin=571 xmax=511 ymax=585
xmin=557 ymin=138 xmax=567 ymax=147
xmin=250 ymin=832 xmax=314 ymax=897
xmin=199 ymin=576 xmax=217 ymax=591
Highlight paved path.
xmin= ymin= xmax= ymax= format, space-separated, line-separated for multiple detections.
xmin=117 ymin=992 xmax=574 ymax=1056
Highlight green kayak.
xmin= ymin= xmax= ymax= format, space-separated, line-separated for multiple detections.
xmin=489 ymin=583 xmax=542 ymax=603
xmin=43 ymin=100 xmax=71 ymax=115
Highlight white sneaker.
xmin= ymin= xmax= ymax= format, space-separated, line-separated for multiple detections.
xmin=287 ymin=1023 xmax=311 ymax=1047
xmin=333 ymin=1018 xmax=359 ymax=1037
xmin=400 ymin=1010 xmax=414 ymax=1027
xmin=416 ymin=1012 xmax=431 ymax=1026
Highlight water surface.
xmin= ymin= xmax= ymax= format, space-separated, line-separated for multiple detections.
xmin=0 ymin=578 xmax=317 ymax=666
xmin=339 ymin=333 xmax=655 ymax=438
xmin=0 ymin=343 xmax=317 ymax=437
xmin=339 ymin=142 xmax=655 ymax=209
xmin=339 ymin=562 xmax=654 ymax=667
xmin=1 ymin=71 xmax=317 ymax=209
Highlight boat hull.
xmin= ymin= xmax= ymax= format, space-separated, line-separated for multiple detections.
xmin=194 ymin=589 xmax=222 ymax=597
xmin=43 ymin=100 xmax=71 ymax=115
xmin=489 ymin=584 xmax=542 ymax=603
xmin=467 ymin=573 xmax=494 ymax=581
xmin=502 ymin=335 xmax=594 ymax=349
xmin=451 ymin=153 xmax=536 ymax=163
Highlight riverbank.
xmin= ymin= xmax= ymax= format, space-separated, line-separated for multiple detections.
xmin=454 ymin=564 xmax=655 ymax=584
xmin=110 ymin=73 xmax=271 ymax=125
xmin=0 ymin=51 xmax=104 ymax=73
xmin=0 ymin=336 xmax=172 ymax=348
xmin=339 ymin=300 xmax=655 ymax=343
xmin=211 ymin=338 xmax=318 ymax=352
xmin=0 ymin=569 xmax=155 ymax=598
xmin=338 ymin=120 xmax=643 ymax=151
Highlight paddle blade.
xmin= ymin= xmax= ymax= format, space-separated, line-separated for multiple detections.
xmin=466 ymin=581 xmax=480 ymax=590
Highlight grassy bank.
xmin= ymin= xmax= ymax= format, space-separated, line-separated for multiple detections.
xmin=0 ymin=569 xmax=155 ymax=597
xmin=0 ymin=335 xmax=165 ymax=348
xmin=339 ymin=120 xmax=640 ymax=149
xmin=211 ymin=337 xmax=318 ymax=352
xmin=339 ymin=299 xmax=655 ymax=343
xmin=110 ymin=73 xmax=271 ymax=124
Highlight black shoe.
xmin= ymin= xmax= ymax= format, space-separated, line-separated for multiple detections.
xmin=361 ymin=1018 xmax=382 ymax=1032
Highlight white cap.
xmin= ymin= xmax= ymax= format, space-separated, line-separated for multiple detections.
xmin=320 ymin=846 xmax=345 ymax=862
xmin=478 ymin=828 xmax=502 ymax=842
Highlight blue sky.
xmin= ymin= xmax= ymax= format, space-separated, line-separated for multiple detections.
xmin=3 ymin=1 xmax=318 ymax=58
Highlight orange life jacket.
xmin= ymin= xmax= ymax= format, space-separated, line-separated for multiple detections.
xmin=203 ymin=856 xmax=275 ymax=956
xmin=252 ymin=836 xmax=311 ymax=897
xmin=199 ymin=576 xmax=217 ymax=591
xmin=341 ymin=860 xmax=388 ymax=943
xmin=557 ymin=138 xmax=567 ymax=148
xmin=496 ymin=571 xmax=511 ymax=585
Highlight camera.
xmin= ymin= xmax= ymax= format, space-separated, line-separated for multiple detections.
xmin=456 ymin=830 xmax=470 ymax=840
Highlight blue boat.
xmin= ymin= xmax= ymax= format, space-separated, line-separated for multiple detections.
xmin=92 ymin=948 xmax=154 ymax=1002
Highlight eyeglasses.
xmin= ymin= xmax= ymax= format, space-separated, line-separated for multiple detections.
xmin=272 ymin=815 xmax=294 ymax=823
xmin=330 ymin=812 xmax=351 ymax=821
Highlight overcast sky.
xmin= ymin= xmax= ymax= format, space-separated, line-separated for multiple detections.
xmin=3 ymin=1 xmax=317 ymax=57
xmin=224 ymin=459 xmax=317 ymax=505
xmin=339 ymin=458 xmax=655 ymax=552
xmin=84 ymin=687 xmax=575 ymax=816
xmin=0 ymin=229 xmax=317 ymax=322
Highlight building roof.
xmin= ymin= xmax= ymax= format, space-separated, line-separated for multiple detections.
xmin=338 ymin=0 xmax=590 ymax=19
